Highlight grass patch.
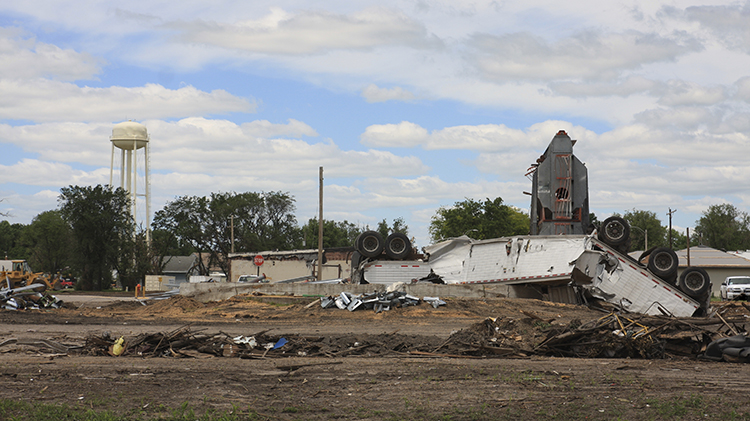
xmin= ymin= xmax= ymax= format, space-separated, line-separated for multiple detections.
xmin=0 ymin=399 xmax=267 ymax=421
xmin=646 ymin=394 xmax=706 ymax=419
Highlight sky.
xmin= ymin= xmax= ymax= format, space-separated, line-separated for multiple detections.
xmin=2 ymin=0 xmax=750 ymax=248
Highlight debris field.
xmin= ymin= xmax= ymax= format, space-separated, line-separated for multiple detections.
xmin=4 ymin=294 xmax=750 ymax=420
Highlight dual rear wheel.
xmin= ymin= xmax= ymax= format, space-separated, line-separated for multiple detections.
xmin=355 ymin=231 xmax=412 ymax=260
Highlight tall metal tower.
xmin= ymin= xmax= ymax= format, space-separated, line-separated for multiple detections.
xmin=109 ymin=121 xmax=151 ymax=242
xmin=528 ymin=130 xmax=590 ymax=235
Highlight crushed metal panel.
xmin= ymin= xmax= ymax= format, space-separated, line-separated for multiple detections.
xmin=548 ymin=285 xmax=579 ymax=304
xmin=450 ymin=235 xmax=588 ymax=285
xmin=575 ymin=245 xmax=699 ymax=317
xmin=362 ymin=261 xmax=432 ymax=285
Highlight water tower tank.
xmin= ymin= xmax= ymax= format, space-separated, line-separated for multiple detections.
xmin=111 ymin=121 xmax=149 ymax=150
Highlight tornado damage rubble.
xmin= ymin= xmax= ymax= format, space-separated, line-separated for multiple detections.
xmin=4 ymin=131 xmax=750 ymax=419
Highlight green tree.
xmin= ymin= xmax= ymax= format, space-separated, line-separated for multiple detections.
xmin=621 ymin=209 xmax=668 ymax=252
xmin=694 ymin=204 xmax=750 ymax=251
xmin=302 ymin=218 xmax=361 ymax=248
xmin=376 ymin=217 xmax=410 ymax=240
xmin=22 ymin=210 xmax=70 ymax=274
xmin=429 ymin=197 xmax=529 ymax=242
xmin=114 ymin=228 xmax=157 ymax=291
xmin=153 ymin=191 xmax=301 ymax=277
xmin=153 ymin=195 xmax=213 ymax=276
xmin=150 ymin=228 xmax=195 ymax=257
xmin=0 ymin=220 xmax=30 ymax=261
xmin=58 ymin=185 xmax=133 ymax=291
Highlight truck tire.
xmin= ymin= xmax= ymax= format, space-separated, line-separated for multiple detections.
xmin=678 ymin=267 xmax=710 ymax=298
xmin=385 ymin=233 xmax=412 ymax=260
xmin=356 ymin=231 xmax=384 ymax=258
xmin=647 ymin=247 xmax=679 ymax=280
xmin=598 ymin=216 xmax=630 ymax=247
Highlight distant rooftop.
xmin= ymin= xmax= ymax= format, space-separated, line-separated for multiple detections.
xmin=676 ymin=245 xmax=750 ymax=268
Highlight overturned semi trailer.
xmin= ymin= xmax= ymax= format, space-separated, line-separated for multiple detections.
xmin=357 ymin=232 xmax=709 ymax=317
xmin=351 ymin=130 xmax=711 ymax=317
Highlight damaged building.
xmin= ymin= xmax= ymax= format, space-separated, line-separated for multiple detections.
xmin=228 ymin=247 xmax=356 ymax=283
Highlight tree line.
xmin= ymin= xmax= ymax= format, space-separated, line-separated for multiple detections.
xmin=1 ymin=185 xmax=747 ymax=290
xmin=0 ymin=185 xmax=407 ymax=291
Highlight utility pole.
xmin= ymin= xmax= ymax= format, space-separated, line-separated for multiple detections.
xmin=667 ymin=208 xmax=677 ymax=248
xmin=317 ymin=167 xmax=324 ymax=281
xmin=230 ymin=215 xmax=235 ymax=254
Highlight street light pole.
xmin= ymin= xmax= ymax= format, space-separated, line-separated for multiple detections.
xmin=632 ymin=226 xmax=648 ymax=251
xmin=667 ymin=208 xmax=677 ymax=248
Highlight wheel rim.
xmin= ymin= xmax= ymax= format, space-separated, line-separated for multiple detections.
xmin=685 ymin=272 xmax=705 ymax=291
xmin=362 ymin=236 xmax=379 ymax=253
xmin=605 ymin=222 xmax=625 ymax=240
xmin=390 ymin=238 xmax=406 ymax=254
xmin=653 ymin=252 xmax=673 ymax=271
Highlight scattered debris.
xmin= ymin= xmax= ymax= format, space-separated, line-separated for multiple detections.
xmin=320 ymin=291 xmax=443 ymax=312
xmin=62 ymin=308 xmax=740 ymax=361
xmin=0 ymin=337 xmax=77 ymax=354
xmin=0 ymin=283 xmax=63 ymax=310
xmin=7 ymin=297 xmax=750 ymax=363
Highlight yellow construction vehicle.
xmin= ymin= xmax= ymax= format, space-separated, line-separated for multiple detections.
xmin=0 ymin=260 xmax=60 ymax=291
xmin=0 ymin=260 xmax=64 ymax=309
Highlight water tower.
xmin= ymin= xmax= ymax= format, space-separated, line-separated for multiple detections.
xmin=109 ymin=121 xmax=150 ymax=241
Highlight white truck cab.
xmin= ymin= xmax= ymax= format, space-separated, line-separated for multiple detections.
xmin=721 ymin=276 xmax=750 ymax=300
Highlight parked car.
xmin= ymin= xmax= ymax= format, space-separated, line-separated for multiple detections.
xmin=60 ymin=278 xmax=75 ymax=288
xmin=237 ymin=274 xmax=267 ymax=283
xmin=721 ymin=276 xmax=750 ymax=300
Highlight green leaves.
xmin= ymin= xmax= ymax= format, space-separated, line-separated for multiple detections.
xmin=58 ymin=185 xmax=133 ymax=290
xmin=695 ymin=204 xmax=750 ymax=251
xmin=153 ymin=191 xmax=300 ymax=276
xmin=429 ymin=197 xmax=529 ymax=243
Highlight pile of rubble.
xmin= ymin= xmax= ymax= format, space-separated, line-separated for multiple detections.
xmin=81 ymin=325 xmax=447 ymax=359
xmin=320 ymin=291 xmax=445 ymax=313
xmin=64 ymin=309 xmax=750 ymax=362
xmin=7 ymin=299 xmax=750 ymax=363
xmin=0 ymin=284 xmax=63 ymax=310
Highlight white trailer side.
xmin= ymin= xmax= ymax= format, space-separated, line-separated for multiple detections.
xmin=359 ymin=234 xmax=702 ymax=317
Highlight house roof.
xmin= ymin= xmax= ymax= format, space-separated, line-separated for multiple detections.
xmin=675 ymin=245 xmax=750 ymax=268
xmin=162 ymin=255 xmax=198 ymax=274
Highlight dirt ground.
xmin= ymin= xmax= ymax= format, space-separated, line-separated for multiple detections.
xmin=2 ymin=293 xmax=750 ymax=420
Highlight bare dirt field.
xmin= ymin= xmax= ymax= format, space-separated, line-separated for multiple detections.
xmin=2 ymin=292 xmax=750 ymax=420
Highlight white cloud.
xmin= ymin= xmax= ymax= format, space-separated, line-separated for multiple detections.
xmin=427 ymin=124 xmax=529 ymax=151
xmin=0 ymin=189 xmax=60 ymax=224
xmin=362 ymin=120 xmax=593 ymax=152
xmin=734 ymin=76 xmax=750 ymax=102
xmin=551 ymin=76 xmax=661 ymax=97
xmin=174 ymin=7 xmax=442 ymax=55
xmin=360 ymin=121 xmax=428 ymax=147
xmin=241 ymin=119 xmax=318 ymax=138
xmin=633 ymin=107 xmax=717 ymax=129
xmin=0 ymin=80 xmax=255 ymax=122
xmin=0 ymin=28 xmax=103 ymax=81
xmin=0 ymin=122 xmax=112 ymax=164
xmin=3 ymin=1 xmax=750 ymax=245
xmin=0 ymin=159 xmax=108 ymax=187
xmin=144 ymin=118 xmax=430 ymax=181
xmin=668 ymin=3 xmax=750 ymax=53
xmin=467 ymin=30 xmax=702 ymax=82
xmin=658 ymin=80 xmax=726 ymax=106
xmin=361 ymin=83 xmax=415 ymax=103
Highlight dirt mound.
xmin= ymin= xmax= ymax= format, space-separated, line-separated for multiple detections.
xmin=142 ymin=295 xmax=205 ymax=315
